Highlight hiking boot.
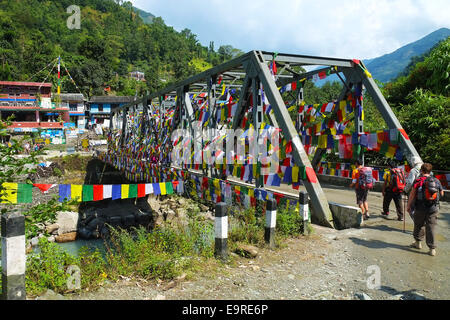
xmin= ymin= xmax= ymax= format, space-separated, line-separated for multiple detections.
xmin=429 ymin=249 xmax=436 ymax=256
xmin=364 ymin=213 xmax=370 ymax=220
xmin=397 ymin=216 xmax=404 ymax=221
xmin=381 ymin=211 xmax=389 ymax=216
xmin=410 ymin=241 xmax=422 ymax=249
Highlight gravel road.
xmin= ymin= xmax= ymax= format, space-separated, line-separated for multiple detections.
xmin=66 ymin=185 xmax=449 ymax=301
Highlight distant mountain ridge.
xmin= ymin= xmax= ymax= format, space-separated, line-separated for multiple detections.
xmin=315 ymin=27 xmax=450 ymax=85
xmin=133 ymin=6 xmax=155 ymax=24
xmin=364 ymin=27 xmax=450 ymax=83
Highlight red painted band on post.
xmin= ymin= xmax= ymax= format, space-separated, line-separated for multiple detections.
xmin=306 ymin=167 xmax=318 ymax=183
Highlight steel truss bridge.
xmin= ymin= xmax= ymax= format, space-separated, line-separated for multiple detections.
xmin=108 ymin=50 xmax=422 ymax=228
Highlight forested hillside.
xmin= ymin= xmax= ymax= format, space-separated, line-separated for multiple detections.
xmin=0 ymin=0 xmax=241 ymax=96
xmin=384 ymin=37 xmax=450 ymax=169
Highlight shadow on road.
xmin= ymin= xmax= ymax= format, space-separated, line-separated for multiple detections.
xmin=379 ymin=286 xmax=427 ymax=300
xmin=363 ymin=224 xmax=413 ymax=236
xmin=348 ymin=237 xmax=429 ymax=255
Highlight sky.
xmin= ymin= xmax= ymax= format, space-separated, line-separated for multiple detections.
xmin=129 ymin=0 xmax=450 ymax=60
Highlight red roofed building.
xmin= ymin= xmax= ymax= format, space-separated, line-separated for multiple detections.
xmin=0 ymin=81 xmax=70 ymax=131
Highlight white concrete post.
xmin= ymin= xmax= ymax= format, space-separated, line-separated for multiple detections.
xmin=1 ymin=212 xmax=26 ymax=300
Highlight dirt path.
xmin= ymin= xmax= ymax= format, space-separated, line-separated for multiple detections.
xmin=67 ymin=186 xmax=450 ymax=301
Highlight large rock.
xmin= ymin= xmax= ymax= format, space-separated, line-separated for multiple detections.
xmin=122 ymin=214 xmax=135 ymax=228
xmin=329 ymin=202 xmax=362 ymax=230
xmin=148 ymin=195 xmax=161 ymax=212
xmin=45 ymin=223 xmax=60 ymax=234
xmin=56 ymin=211 xmax=79 ymax=235
xmin=235 ymin=244 xmax=258 ymax=258
xmin=35 ymin=289 xmax=66 ymax=300
xmin=55 ymin=232 xmax=77 ymax=243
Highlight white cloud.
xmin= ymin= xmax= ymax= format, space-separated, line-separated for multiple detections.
xmin=129 ymin=0 xmax=450 ymax=59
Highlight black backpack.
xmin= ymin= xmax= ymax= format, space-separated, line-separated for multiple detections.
xmin=416 ymin=176 xmax=440 ymax=207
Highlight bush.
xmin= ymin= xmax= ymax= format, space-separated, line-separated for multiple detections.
xmin=228 ymin=206 xmax=264 ymax=246
xmin=104 ymin=219 xmax=214 ymax=281
xmin=26 ymin=238 xmax=106 ymax=296
xmin=276 ymin=203 xmax=305 ymax=237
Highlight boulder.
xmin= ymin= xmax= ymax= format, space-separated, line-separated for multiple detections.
xmin=55 ymin=232 xmax=77 ymax=243
xmin=87 ymin=217 xmax=105 ymax=232
xmin=35 ymin=289 xmax=66 ymax=301
xmin=108 ymin=216 xmax=122 ymax=228
xmin=47 ymin=236 xmax=55 ymax=243
xmin=122 ymin=214 xmax=136 ymax=228
xmin=235 ymin=244 xmax=258 ymax=258
xmin=30 ymin=237 xmax=39 ymax=247
xmin=148 ymin=195 xmax=161 ymax=212
xmin=78 ymin=227 xmax=93 ymax=240
xmin=45 ymin=223 xmax=60 ymax=234
xmin=135 ymin=211 xmax=151 ymax=228
xmin=56 ymin=211 xmax=79 ymax=235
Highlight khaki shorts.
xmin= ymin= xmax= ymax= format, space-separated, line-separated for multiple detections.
xmin=356 ymin=188 xmax=369 ymax=205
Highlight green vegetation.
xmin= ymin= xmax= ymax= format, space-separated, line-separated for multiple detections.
xmin=384 ymin=37 xmax=450 ymax=169
xmin=0 ymin=0 xmax=242 ymax=96
xmin=26 ymin=237 xmax=106 ymax=295
xmin=24 ymin=214 xmax=215 ymax=296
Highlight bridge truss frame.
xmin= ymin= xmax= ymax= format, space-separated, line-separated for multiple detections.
xmin=110 ymin=50 xmax=422 ymax=228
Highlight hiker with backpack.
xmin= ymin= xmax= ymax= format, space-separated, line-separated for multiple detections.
xmin=382 ymin=160 xmax=406 ymax=221
xmin=407 ymin=163 xmax=444 ymax=256
xmin=350 ymin=159 xmax=374 ymax=220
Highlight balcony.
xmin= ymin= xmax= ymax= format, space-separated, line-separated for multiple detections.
xmin=9 ymin=121 xmax=64 ymax=129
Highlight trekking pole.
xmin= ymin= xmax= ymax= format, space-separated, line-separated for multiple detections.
xmin=403 ymin=193 xmax=406 ymax=233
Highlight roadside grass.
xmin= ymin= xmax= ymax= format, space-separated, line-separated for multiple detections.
xmin=24 ymin=211 xmax=215 ymax=297
xmin=22 ymin=194 xmax=313 ymax=297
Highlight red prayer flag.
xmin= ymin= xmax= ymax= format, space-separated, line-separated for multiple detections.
xmin=291 ymin=81 xmax=297 ymax=91
xmin=285 ymin=141 xmax=292 ymax=154
xmin=318 ymin=71 xmax=327 ymax=79
xmin=137 ymin=184 xmax=146 ymax=198
xmin=93 ymin=185 xmax=103 ymax=201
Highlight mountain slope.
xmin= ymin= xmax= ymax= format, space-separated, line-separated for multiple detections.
xmin=365 ymin=27 xmax=450 ymax=83
xmin=315 ymin=27 xmax=450 ymax=86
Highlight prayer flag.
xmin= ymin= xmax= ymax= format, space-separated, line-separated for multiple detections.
xmin=82 ymin=185 xmax=94 ymax=202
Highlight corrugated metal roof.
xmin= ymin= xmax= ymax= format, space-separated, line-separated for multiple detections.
xmin=89 ymin=96 xmax=136 ymax=103
xmin=0 ymin=81 xmax=52 ymax=87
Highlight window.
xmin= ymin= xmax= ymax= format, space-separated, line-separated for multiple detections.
xmin=98 ymin=104 xmax=103 ymax=112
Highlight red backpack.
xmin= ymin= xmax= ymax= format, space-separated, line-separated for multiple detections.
xmin=389 ymin=168 xmax=406 ymax=193
xmin=416 ymin=176 xmax=440 ymax=206
xmin=358 ymin=167 xmax=374 ymax=190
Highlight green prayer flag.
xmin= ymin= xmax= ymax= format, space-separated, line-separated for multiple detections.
xmin=380 ymin=141 xmax=389 ymax=155
xmin=165 ymin=182 xmax=174 ymax=195
xmin=82 ymin=185 xmax=94 ymax=202
xmin=17 ymin=184 xmax=33 ymax=204
xmin=353 ymin=144 xmax=361 ymax=158
xmin=299 ymin=166 xmax=307 ymax=180
xmin=129 ymin=184 xmax=138 ymax=198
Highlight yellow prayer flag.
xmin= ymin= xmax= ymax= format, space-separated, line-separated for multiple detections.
xmin=221 ymin=84 xmax=226 ymax=96
xmin=292 ymin=165 xmax=299 ymax=183
xmin=121 ymin=184 xmax=129 ymax=199
xmin=386 ymin=146 xmax=396 ymax=159
xmin=330 ymin=169 xmax=335 ymax=176
xmin=248 ymin=188 xmax=254 ymax=198
xmin=159 ymin=183 xmax=167 ymax=195
xmin=318 ymin=135 xmax=327 ymax=148
xmin=1 ymin=182 xmax=18 ymax=204
xmin=71 ymin=185 xmax=82 ymax=202
xmin=339 ymin=100 xmax=346 ymax=110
